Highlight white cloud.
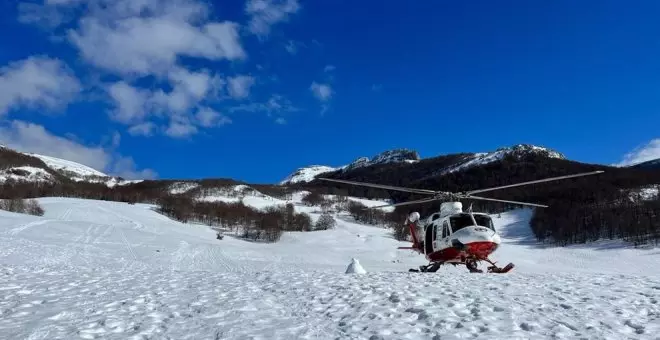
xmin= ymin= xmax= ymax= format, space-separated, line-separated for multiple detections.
xmin=0 ymin=56 xmax=81 ymax=116
xmin=617 ymin=139 xmax=660 ymax=166
xmin=107 ymin=81 xmax=151 ymax=124
xmin=128 ymin=122 xmax=156 ymax=137
xmin=111 ymin=131 xmax=121 ymax=148
xmin=0 ymin=120 xmax=155 ymax=178
xmin=275 ymin=117 xmax=286 ymax=124
xmin=169 ymin=67 xmax=222 ymax=100
xmin=196 ymin=107 xmax=231 ymax=127
xmin=69 ymin=17 xmax=245 ymax=76
xmin=310 ymin=82 xmax=332 ymax=101
xmin=285 ymin=40 xmax=297 ymax=54
xmin=165 ymin=120 xmax=198 ymax=138
xmin=227 ymin=75 xmax=255 ymax=99
xmin=107 ymin=67 xmax=225 ymax=131
xmin=229 ymin=94 xmax=298 ymax=114
xmin=246 ymin=0 xmax=300 ymax=37
xmin=14 ymin=0 xmax=301 ymax=143
xmin=109 ymin=156 xmax=158 ymax=180
xmin=324 ymin=65 xmax=335 ymax=72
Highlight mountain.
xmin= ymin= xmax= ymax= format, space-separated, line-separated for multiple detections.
xmin=0 ymin=145 xmax=139 ymax=187
xmin=281 ymin=144 xmax=563 ymax=185
xmin=280 ymin=148 xmax=420 ymax=184
xmin=631 ymin=158 xmax=660 ymax=169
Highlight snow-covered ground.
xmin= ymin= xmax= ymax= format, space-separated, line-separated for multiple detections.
xmin=0 ymin=198 xmax=659 ymax=339
xmin=0 ymin=166 xmax=52 ymax=183
xmin=29 ymin=154 xmax=107 ymax=178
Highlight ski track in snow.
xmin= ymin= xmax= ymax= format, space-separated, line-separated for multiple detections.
xmin=0 ymin=197 xmax=658 ymax=339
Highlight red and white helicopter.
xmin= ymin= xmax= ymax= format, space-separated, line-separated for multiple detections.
xmin=320 ymin=170 xmax=604 ymax=273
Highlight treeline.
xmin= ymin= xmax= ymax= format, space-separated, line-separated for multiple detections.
xmin=0 ymin=180 xmax=164 ymax=203
xmin=531 ymin=194 xmax=660 ymax=246
xmin=0 ymin=179 xmax=417 ymax=243
xmin=0 ymin=198 xmax=45 ymax=216
xmin=157 ymin=194 xmax=339 ymax=242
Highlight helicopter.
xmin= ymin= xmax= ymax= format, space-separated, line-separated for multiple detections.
xmin=319 ymin=170 xmax=604 ymax=273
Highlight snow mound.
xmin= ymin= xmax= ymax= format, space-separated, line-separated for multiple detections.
xmin=345 ymin=257 xmax=366 ymax=274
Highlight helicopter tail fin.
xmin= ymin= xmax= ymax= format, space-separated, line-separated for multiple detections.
xmin=399 ymin=213 xmax=421 ymax=252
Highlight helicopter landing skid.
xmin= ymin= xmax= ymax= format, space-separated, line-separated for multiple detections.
xmin=407 ymin=259 xmax=514 ymax=273
xmin=408 ymin=261 xmax=443 ymax=272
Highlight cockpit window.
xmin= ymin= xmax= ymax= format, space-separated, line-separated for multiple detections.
xmin=473 ymin=214 xmax=495 ymax=231
xmin=449 ymin=214 xmax=474 ymax=232
xmin=449 ymin=213 xmax=495 ymax=232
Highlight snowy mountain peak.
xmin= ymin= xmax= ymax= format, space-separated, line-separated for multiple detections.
xmin=343 ymin=148 xmax=420 ymax=172
xmin=497 ymin=144 xmax=566 ymax=160
xmin=280 ymin=165 xmax=339 ymax=185
xmin=28 ymin=153 xmax=108 ymax=178
xmin=439 ymin=144 xmax=565 ymax=175
xmin=280 ymin=149 xmax=420 ymax=184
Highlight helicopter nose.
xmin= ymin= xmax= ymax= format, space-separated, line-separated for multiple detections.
xmin=452 ymin=226 xmax=499 ymax=245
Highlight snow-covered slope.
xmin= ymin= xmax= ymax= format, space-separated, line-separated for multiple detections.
xmin=0 ymin=166 xmax=53 ymax=182
xmin=28 ymin=153 xmax=107 ymax=178
xmin=631 ymin=157 xmax=660 ymax=169
xmin=279 ymin=165 xmax=339 ymax=184
xmin=0 ymin=145 xmax=143 ymax=186
xmin=1 ymin=197 xmax=658 ymax=339
xmin=438 ymin=144 xmax=565 ymax=175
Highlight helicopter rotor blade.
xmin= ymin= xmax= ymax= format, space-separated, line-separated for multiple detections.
xmin=317 ymin=178 xmax=438 ymax=195
xmin=463 ymin=195 xmax=549 ymax=208
xmin=364 ymin=197 xmax=441 ymax=210
xmin=464 ymin=170 xmax=604 ymax=196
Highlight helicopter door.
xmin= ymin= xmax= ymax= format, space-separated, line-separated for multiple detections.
xmin=441 ymin=221 xmax=450 ymax=247
xmin=424 ymin=223 xmax=434 ymax=254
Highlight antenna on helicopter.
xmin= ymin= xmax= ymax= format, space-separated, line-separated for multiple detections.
xmin=318 ymin=170 xmax=604 ymax=210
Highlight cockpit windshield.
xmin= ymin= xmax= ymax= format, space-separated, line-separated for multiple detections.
xmin=474 ymin=214 xmax=495 ymax=230
xmin=449 ymin=213 xmax=495 ymax=232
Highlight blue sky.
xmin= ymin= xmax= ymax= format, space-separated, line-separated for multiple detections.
xmin=1 ymin=0 xmax=659 ymax=183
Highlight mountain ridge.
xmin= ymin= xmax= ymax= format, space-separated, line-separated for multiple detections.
xmin=0 ymin=145 xmax=139 ymax=187
xmin=631 ymin=157 xmax=660 ymax=169
xmin=280 ymin=143 xmax=565 ymax=185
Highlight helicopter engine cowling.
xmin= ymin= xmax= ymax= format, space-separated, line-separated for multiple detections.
xmin=407 ymin=212 xmax=420 ymax=223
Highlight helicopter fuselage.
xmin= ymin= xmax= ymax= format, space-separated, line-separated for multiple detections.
xmin=406 ymin=203 xmax=501 ymax=264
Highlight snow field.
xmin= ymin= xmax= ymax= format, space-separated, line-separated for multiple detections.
xmin=0 ymin=197 xmax=659 ymax=339
xmin=1 ymin=264 xmax=658 ymax=340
